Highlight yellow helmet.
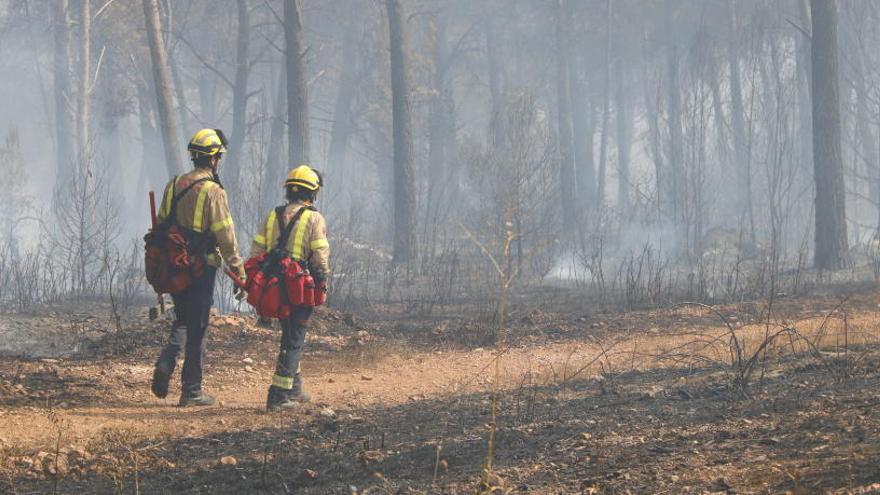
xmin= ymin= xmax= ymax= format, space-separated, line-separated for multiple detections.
xmin=187 ymin=128 xmax=227 ymax=158
xmin=284 ymin=164 xmax=321 ymax=191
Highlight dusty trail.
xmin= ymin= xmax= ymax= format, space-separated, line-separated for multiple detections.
xmin=3 ymin=295 xmax=880 ymax=493
xmin=4 ymin=301 xmax=878 ymax=452
xmin=0 ymin=338 xmax=600 ymax=451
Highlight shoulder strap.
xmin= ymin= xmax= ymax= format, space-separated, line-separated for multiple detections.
xmin=164 ymin=177 xmax=213 ymax=225
xmin=271 ymin=205 xmax=313 ymax=254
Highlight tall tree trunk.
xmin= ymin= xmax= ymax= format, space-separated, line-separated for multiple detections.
xmin=285 ymin=0 xmax=310 ymax=166
xmin=426 ymin=14 xmax=456 ymax=242
xmin=571 ymin=62 xmax=595 ymax=211
xmin=615 ymin=62 xmax=631 ymax=216
xmin=665 ymin=0 xmax=685 ymax=226
xmin=327 ymin=28 xmax=358 ymax=195
xmin=555 ymin=0 xmax=576 ymax=231
xmin=262 ymin=67 xmax=288 ymax=216
xmin=168 ymin=45 xmax=191 ymax=146
xmin=597 ymin=0 xmax=612 ymax=208
xmin=386 ymin=0 xmax=417 ymax=262
xmin=53 ymin=0 xmax=74 ymax=187
xmin=76 ymin=0 xmax=91 ymax=169
xmin=225 ymin=0 xmax=251 ymax=192
xmin=726 ymin=0 xmax=754 ymax=241
xmin=486 ymin=16 xmax=504 ymax=149
xmin=810 ymin=0 xmax=848 ymax=269
xmin=142 ymin=0 xmax=185 ymax=177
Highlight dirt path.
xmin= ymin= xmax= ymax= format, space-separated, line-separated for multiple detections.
xmin=3 ymin=295 xmax=880 ymax=493
xmin=0 ymin=337 xmax=602 ymax=451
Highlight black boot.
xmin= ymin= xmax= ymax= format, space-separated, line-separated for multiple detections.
xmin=266 ymin=385 xmax=299 ymax=411
xmin=151 ymin=361 xmax=172 ymax=399
xmin=178 ymin=391 xmax=216 ymax=407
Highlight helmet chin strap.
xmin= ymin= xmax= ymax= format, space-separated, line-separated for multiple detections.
xmin=210 ymin=158 xmax=224 ymax=188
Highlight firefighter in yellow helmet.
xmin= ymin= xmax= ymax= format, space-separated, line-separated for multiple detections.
xmin=150 ymin=129 xmax=247 ymax=407
xmin=251 ymin=164 xmax=330 ymax=411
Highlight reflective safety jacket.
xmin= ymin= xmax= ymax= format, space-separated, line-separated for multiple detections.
xmin=158 ymin=167 xmax=245 ymax=276
xmin=250 ymin=201 xmax=330 ymax=278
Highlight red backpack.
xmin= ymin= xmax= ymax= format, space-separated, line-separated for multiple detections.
xmin=244 ymin=205 xmax=323 ymax=319
xmin=144 ymin=178 xmax=213 ymax=294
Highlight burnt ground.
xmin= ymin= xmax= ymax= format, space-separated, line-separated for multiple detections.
xmin=0 ymin=291 xmax=879 ymax=494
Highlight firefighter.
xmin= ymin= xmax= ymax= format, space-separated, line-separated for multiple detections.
xmin=251 ymin=164 xmax=330 ymax=411
xmin=151 ymin=128 xmax=247 ymax=407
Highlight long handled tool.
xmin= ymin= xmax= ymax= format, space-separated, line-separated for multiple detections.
xmin=148 ymin=191 xmax=166 ymax=318
xmin=224 ymin=267 xmax=247 ymax=289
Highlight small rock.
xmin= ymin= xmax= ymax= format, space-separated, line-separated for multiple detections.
xmin=244 ymin=365 xmax=256 ymax=373
xmin=242 ymin=357 xmax=254 ymax=365
xmin=303 ymin=469 xmax=319 ymax=479
xmin=220 ymin=455 xmax=237 ymax=466
xmin=320 ymin=407 xmax=336 ymax=418
xmin=361 ymin=375 xmax=373 ymax=381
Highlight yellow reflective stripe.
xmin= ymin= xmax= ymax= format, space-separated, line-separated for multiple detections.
xmin=310 ymin=238 xmax=329 ymax=250
xmin=192 ymin=182 xmax=217 ymax=232
xmin=265 ymin=210 xmax=277 ymax=248
xmin=271 ymin=374 xmax=294 ymax=390
xmin=206 ymin=253 xmax=221 ymax=266
xmin=159 ymin=177 xmax=177 ymax=219
xmin=253 ymin=234 xmax=267 ymax=247
xmin=210 ymin=217 xmax=233 ymax=233
xmin=291 ymin=210 xmax=313 ymax=260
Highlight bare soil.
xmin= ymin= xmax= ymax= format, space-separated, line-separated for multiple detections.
xmin=1 ymin=291 xmax=879 ymax=494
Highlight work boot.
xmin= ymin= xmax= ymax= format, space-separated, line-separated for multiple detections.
xmin=266 ymin=385 xmax=300 ymax=411
xmin=178 ymin=391 xmax=216 ymax=407
xmin=290 ymin=374 xmax=310 ymax=403
xmin=151 ymin=361 xmax=172 ymax=399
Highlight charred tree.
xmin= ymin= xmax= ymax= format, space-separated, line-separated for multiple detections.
xmin=597 ymin=0 xmax=612 ymax=208
xmin=615 ymin=62 xmax=631 ymax=216
xmin=142 ymin=0 xmax=185 ymax=177
xmin=76 ymin=0 xmax=91 ymax=169
xmin=225 ymin=0 xmax=251 ymax=191
xmin=810 ymin=0 xmax=848 ymax=269
xmin=426 ymin=13 xmax=456 ymax=237
xmin=328 ymin=28 xmax=358 ymax=196
xmin=262 ymin=67 xmax=288 ymax=216
xmin=53 ymin=0 xmax=74 ymax=185
xmin=285 ymin=0 xmax=310 ymax=166
xmin=486 ymin=16 xmax=504 ymax=149
xmin=386 ymin=0 xmax=417 ymax=262
xmin=555 ymin=0 xmax=577 ymax=231
xmin=665 ymin=0 xmax=685 ymax=226
xmin=726 ymin=0 xmax=755 ymax=241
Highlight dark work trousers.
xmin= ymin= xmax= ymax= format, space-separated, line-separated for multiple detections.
xmin=156 ymin=266 xmax=217 ymax=396
xmin=274 ymin=306 xmax=314 ymax=388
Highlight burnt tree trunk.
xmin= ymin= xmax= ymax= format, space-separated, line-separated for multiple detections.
xmin=727 ymin=0 xmax=755 ymax=241
xmin=426 ymin=14 xmax=456 ymax=241
xmin=328 ymin=28 xmax=358 ymax=197
xmin=76 ymin=0 xmax=91 ymax=169
xmin=262 ymin=67 xmax=288 ymax=215
xmin=597 ymin=0 xmax=612 ymax=208
xmin=142 ymin=0 xmax=185 ymax=177
xmin=615 ymin=62 xmax=631 ymax=216
xmin=571 ymin=69 xmax=595 ymax=213
xmin=53 ymin=0 xmax=74 ymax=186
xmin=386 ymin=0 xmax=417 ymax=262
xmin=225 ymin=0 xmax=251 ymax=192
xmin=555 ymin=0 xmax=576 ymax=231
xmin=665 ymin=0 xmax=684 ymax=226
xmin=285 ymin=0 xmax=310 ymax=166
xmin=486 ymin=16 xmax=504 ymax=149
xmin=810 ymin=0 xmax=848 ymax=269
